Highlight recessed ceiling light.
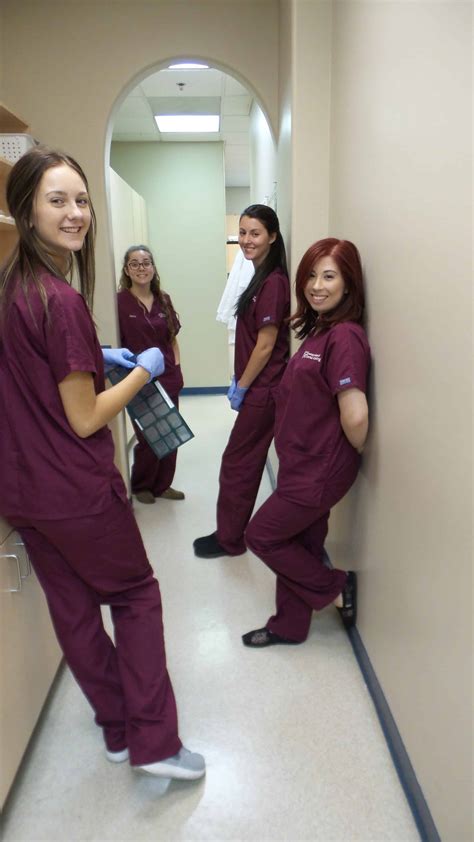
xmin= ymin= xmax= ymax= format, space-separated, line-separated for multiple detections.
xmin=155 ymin=115 xmax=220 ymax=133
xmin=167 ymin=63 xmax=209 ymax=70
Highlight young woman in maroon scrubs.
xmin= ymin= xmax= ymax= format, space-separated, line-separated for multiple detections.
xmin=193 ymin=205 xmax=290 ymax=559
xmin=0 ymin=147 xmax=205 ymax=779
xmin=117 ymin=246 xmax=184 ymax=504
xmin=242 ymin=238 xmax=370 ymax=647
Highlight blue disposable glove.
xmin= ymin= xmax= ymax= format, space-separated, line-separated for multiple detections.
xmin=227 ymin=376 xmax=237 ymax=403
xmin=102 ymin=347 xmax=136 ymax=373
xmin=136 ymin=347 xmax=165 ymax=382
xmin=230 ymin=384 xmax=248 ymax=411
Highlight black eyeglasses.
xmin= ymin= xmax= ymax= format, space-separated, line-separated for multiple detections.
xmin=127 ymin=259 xmax=153 ymax=270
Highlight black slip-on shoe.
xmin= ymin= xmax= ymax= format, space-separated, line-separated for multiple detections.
xmin=242 ymin=627 xmax=303 ymax=648
xmin=193 ymin=532 xmax=231 ymax=558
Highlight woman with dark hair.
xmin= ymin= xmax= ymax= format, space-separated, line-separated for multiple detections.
xmin=194 ymin=204 xmax=290 ymax=558
xmin=117 ymin=245 xmax=184 ymax=504
xmin=242 ymin=238 xmax=370 ymax=647
xmin=0 ymin=146 xmax=205 ymax=779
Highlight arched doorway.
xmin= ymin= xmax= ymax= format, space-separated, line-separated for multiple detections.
xmin=106 ymin=59 xmax=276 ymax=395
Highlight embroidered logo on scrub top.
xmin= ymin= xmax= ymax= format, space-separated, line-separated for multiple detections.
xmin=263 ymin=316 xmax=271 ymax=322
xmin=302 ymin=351 xmax=321 ymax=362
xmin=129 ymin=315 xmax=137 ymax=318
xmin=339 ymin=377 xmax=352 ymax=385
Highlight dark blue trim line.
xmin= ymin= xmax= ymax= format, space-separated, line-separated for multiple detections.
xmin=346 ymin=627 xmax=440 ymax=842
xmin=264 ymin=457 xmax=440 ymax=842
xmin=181 ymin=386 xmax=228 ymax=396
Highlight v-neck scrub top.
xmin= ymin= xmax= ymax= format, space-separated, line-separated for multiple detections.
xmin=0 ymin=272 xmax=127 ymax=521
xmin=117 ymin=289 xmax=183 ymax=396
xmin=274 ymin=321 xmax=371 ymax=506
xmin=234 ymin=268 xmax=290 ymax=406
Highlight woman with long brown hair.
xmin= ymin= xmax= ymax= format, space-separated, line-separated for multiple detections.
xmin=117 ymin=245 xmax=184 ymax=503
xmin=0 ymin=146 xmax=205 ymax=779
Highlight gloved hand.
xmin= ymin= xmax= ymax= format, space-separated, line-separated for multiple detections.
xmin=227 ymin=376 xmax=237 ymax=403
xmin=136 ymin=347 xmax=165 ymax=382
xmin=102 ymin=347 xmax=136 ymax=373
xmin=230 ymin=383 xmax=248 ymax=411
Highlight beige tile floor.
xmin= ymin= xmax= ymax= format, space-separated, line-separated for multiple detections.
xmin=2 ymin=396 xmax=420 ymax=842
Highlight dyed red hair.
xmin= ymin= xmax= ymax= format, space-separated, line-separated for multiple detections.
xmin=290 ymin=238 xmax=365 ymax=339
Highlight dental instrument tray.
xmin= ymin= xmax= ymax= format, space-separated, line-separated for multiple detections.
xmin=106 ymin=365 xmax=194 ymax=458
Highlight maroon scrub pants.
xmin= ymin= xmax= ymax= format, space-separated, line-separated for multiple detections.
xmin=131 ymin=393 xmax=180 ymax=497
xmin=11 ymin=494 xmax=181 ymax=766
xmin=245 ymin=479 xmax=355 ymax=641
xmin=216 ymin=399 xmax=275 ymax=555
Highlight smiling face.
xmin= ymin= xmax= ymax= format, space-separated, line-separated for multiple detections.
xmin=304 ymin=255 xmax=347 ymax=314
xmin=238 ymin=215 xmax=276 ymax=267
xmin=30 ymin=163 xmax=91 ymax=270
xmin=124 ymin=249 xmax=155 ymax=294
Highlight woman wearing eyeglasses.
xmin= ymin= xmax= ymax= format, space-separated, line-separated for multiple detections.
xmin=117 ymin=246 xmax=185 ymax=504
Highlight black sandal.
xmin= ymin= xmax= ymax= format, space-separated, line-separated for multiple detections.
xmin=337 ymin=571 xmax=357 ymax=628
xmin=242 ymin=627 xmax=302 ymax=648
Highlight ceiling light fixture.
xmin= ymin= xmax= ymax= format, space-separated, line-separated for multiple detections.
xmin=155 ymin=115 xmax=220 ymax=133
xmin=167 ymin=63 xmax=209 ymax=70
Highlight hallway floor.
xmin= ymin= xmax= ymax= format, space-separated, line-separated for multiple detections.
xmin=2 ymin=396 xmax=419 ymax=842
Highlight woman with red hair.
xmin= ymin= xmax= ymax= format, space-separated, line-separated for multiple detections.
xmin=242 ymin=238 xmax=370 ymax=647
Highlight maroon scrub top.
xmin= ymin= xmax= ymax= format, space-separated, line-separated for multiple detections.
xmin=234 ymin=268 xmax=290 ymax=406
xmin=0 ymin=271 xmax=127 ymax=520
xmin=275 ymin=321 xmax=371 ymax=506
xmin=117 ymin=289 xmax=183 ymax=396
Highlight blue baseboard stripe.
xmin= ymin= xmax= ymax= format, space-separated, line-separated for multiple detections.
xmin=181 ymin=386 xmax=228 ymax=396
xmin=347 ymin=626 xmax=440 ymax=842
xmin=264 ymin=457 xmax=440 ymax=842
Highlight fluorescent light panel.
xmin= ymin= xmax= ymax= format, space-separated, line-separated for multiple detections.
xmin=168 ymin=63 xmax=209 ymax=70
xmin=155 ymin=114 xmax=220 ymax=133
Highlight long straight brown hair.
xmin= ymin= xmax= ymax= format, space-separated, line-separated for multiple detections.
xmin=0 ymin=146 xmax=96 ymax=324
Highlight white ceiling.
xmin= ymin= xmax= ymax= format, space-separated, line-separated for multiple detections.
xmin=112 ymin=67 xmax=253 ymax=188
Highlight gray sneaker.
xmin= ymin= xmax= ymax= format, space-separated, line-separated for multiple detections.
xmin=138 ymin=747 xmax=206 ymax=780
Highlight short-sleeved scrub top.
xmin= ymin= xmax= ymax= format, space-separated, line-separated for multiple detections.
xmin=234 ymin=268 xmax=290 ymax=407
xmin=117 ymin=289 xmax=183 ymax=397
xmin=0 ymin=271 xmax=127 ymax=521
xmin=275 ymin=321 xmax=371 ymax=506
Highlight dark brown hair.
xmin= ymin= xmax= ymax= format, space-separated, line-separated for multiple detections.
xmin=290 ymin=238 xmax=365 ymax=339
xmin=0 ymin=145 xmax=96 ymax=322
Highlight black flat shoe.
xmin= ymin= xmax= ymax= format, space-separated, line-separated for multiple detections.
xmin=242 ymin=627 xmax=302 ymax=648
xmin=193 ymin=532 xmax=230 ymax=558
xmin=337 ymin=570 xmax=357 ymax=627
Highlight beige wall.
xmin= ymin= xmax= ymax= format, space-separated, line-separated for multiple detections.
xmin=277 ymin=2 xmax=472 ymax=839
xmin=326 ymin=3 xmax=472 ymax=839
xmin=276 ymin=0 xmax=293 ymax=259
